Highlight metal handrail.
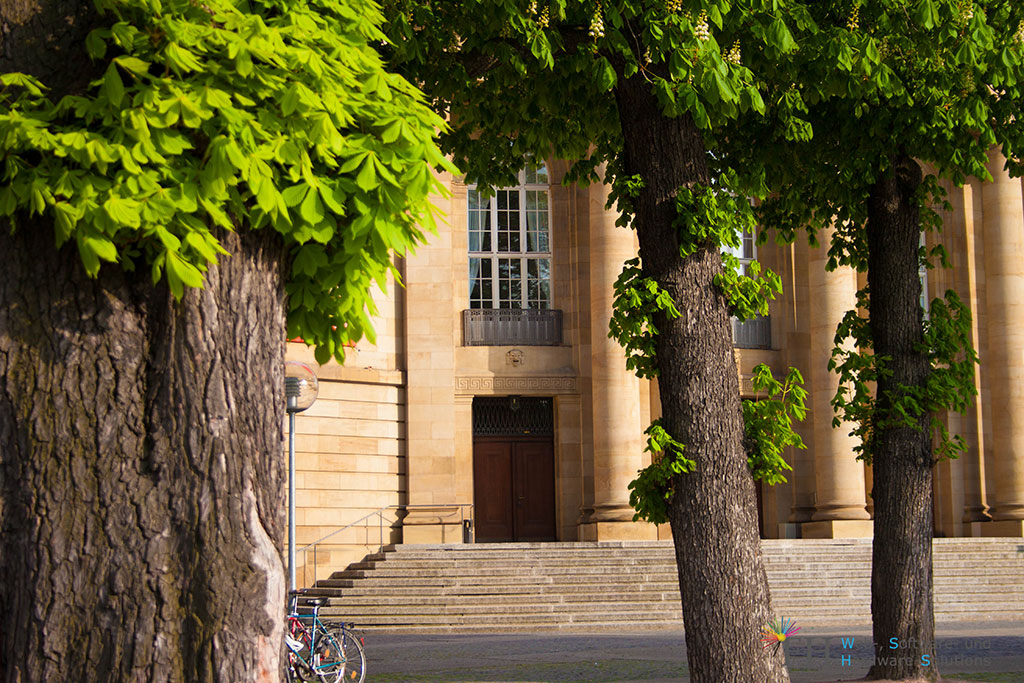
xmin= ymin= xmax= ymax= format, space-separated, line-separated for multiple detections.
xmin=295 ymin=503 xmax=474 ymax=587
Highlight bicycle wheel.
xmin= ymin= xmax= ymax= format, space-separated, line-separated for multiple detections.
xmin=318 ymin=626 xmax=365 ymax=683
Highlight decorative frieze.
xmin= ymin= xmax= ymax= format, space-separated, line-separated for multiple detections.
xmin=455 ymin=375 xmax=578 ymax=394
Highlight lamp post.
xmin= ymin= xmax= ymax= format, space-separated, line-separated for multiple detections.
xmin=285 ymin=361 xmax=318 ymax=593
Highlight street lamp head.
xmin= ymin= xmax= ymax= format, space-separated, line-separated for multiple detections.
xmin=285 ymin=361 xmax=319 ymax=413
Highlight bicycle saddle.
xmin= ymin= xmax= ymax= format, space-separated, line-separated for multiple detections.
xmin=303 ymin=597 xmax=328 ymax=607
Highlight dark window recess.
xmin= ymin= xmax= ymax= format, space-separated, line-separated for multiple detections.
xmin=473 ymin=396 xmax=554 ymax=436
xmin=732 ymin=315 xmax=771 ymax=349
xmin=463 ymin=309 xmax=562 ymax=346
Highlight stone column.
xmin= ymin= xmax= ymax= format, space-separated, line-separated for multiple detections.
xmin=980 ymin=149 xmax=1024 ymax=535
xmin=803 ymin=228 xmax=872 ymax=538
xmin=952 ymin=179 xmax=990 ymax=528
xmin=580 ymin=177 xmax=651 ymax=540
xmin=783 ymin=239 xmax=818 ymax=530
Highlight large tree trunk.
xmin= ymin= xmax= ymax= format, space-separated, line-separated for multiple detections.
xmin=1 ymin=1 xmax=288 ymax=677
xmin=0 ymin=222 xmax=288 ymax=681
xmin=865 ymin=154 xmax=937 ymax=681
xmin=615 ymin=74 xmax=789 ymax=683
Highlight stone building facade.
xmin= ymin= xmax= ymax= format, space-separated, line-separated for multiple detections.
xmin=285 ymin=149 xmax=1024 ymax=583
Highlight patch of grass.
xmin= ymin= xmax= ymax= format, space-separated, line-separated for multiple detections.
xmin=946 ymin=673 xmax=1024 ymax=682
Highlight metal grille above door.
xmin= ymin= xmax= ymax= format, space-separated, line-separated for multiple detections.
xmin=472 ymin=396 xmax=553 ymax=436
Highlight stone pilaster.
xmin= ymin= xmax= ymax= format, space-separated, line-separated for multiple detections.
xmin=402 ymin=179 xmax=463 ymax=543
xmin=555 ymin=394 xmax=583 ymax=541
xmin=803 ymin=228 xmax=872 ymax=538
xmin=979 ymin=150 xmax=1024 ymax=535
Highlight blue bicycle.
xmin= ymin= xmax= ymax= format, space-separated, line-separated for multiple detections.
xmin=285 ymin=592 xmax=366 ymax=683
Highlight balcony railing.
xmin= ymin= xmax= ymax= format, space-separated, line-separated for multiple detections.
xmin=732 ymin=315 xmax=771 ymax=349
xmin=463 ymin=309 xmax=563 ymax=346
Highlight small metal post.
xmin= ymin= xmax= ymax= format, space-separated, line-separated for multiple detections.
xmin=284 ymin=362 xmax=318 ymax=594
xmin=288 ymin=405 xmax=297 ymax=592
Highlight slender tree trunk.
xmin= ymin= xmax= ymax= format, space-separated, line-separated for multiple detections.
xmin=865 ymin=154 xmax=937 ymax=681
xmin=0 ymin=221 xmax=288 ymax=681
xmin=615 ymin=74 xmax=789 ymax=683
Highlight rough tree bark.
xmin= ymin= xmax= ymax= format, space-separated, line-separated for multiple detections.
xmin=0 ymin=223 xmax=288 ymax=682
xmin=865 ymin=154 xmax=937 ymax=681
xmin=0 ymin=0 xmax=100 ymax=94
xmin=615 ymin=74 xmax=789 ymax=683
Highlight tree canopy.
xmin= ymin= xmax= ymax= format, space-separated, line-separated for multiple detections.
xmin=716 ymin=2 xmax=1024 ymax=678
xmin=381 ymin=4 xmax=1024 ymax=681
xmin=382 ymin=2 xmax=824 ymax=681
xmin=0 ymin=0 xmax=454 ymax=363
xmin=385 ymin=0 xmax=812 ymax=189
xmin=726 ymin=0 xmax=1024 ymax=261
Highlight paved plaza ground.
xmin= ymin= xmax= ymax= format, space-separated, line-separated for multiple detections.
xmin=362 ymin=621 xmax=1024 ymax=682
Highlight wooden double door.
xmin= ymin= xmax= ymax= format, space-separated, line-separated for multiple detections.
xmin=473 ymin=437 xmax=556 ymax=542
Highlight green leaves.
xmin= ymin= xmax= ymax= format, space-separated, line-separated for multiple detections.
xmin=594 ymin=57 xmax=616 ymax=91
xmin=103 ymin=63 xmax=125 ymax=106
xmin=0 ymin=0 xmax=455 ymax=358
xmin=165 ymin=250 xmax=204 ymax=299
xmin=766 ymin=17 xmax=797 ymax=54
xmin=299 ymin=185 xmax=326 ymax=224
xmin=743 ymin=364 xmax=806 ymax=484
xmin=102 ymin=196 xmax=142 ymax=228
xmin=830 ymin=287 xmax=979 ymax=464
xmin=76 ymin=231 xmax=119 ymax=276
xmin=628 ymin=420 xmax=695 ymax=525
xmin=914 ymin=0 xmax=941 ymax=31
xmin=609 ymin=258 xmax=680 ymax=380
xmin=356 ymin=156 xmax=379 ymax=192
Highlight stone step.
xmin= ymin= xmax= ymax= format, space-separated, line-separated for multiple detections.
xmin=320 ymin=609 xmax=686 ymax=625
xmin=331 ymin=565 xmax=679 ymax=579
xmin=335 ymin=607 xmax=1021 ymax=634
xmin=306 ymin=540 xmax=1024 ymax=633
xmin=333 ymin=563 xmax=1022 ymax=581
xmin=325 ymin=583 xmax=683 ymax=596
xmin=355 ymin=552 xmax=1020 ymax=566
xmin=316 ymin=574 xmax=681 ymax=589
xmin=299 ymin=596 xmax=1011 ymax=615
xmin=318 ymin=586 xmax=934 ymax=605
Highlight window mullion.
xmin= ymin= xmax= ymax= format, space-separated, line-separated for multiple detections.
xmin=521 ymin=257 xmax=528 ymax=309
xmin=491 ymin=256 xmax=498 ymax=309
xmin=520 ymin=187 xmax=528 ymax=256
xmin=490 ymin=200 xmax=498 ymax=309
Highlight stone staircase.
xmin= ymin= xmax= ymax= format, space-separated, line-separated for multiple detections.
xmin=308 ymin=538 xmax=1024 ymax=633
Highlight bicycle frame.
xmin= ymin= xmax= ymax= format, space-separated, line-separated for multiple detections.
xmin=285 ymin=595 xmax=345 ymax=682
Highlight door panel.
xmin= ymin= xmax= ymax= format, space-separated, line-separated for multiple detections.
xmin=514 ymin=441 xmax=556 ymax=541
xmin=473 ymin=441 xmax=514 ymax=542
xmin=473 ymin=437 xmax=555 ymax=542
